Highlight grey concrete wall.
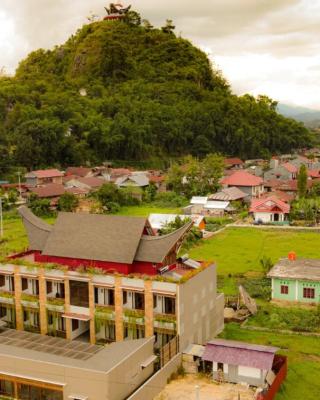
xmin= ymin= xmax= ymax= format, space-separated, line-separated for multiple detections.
xmin=178 ymin=264 xmax=224 ymax=351
xmin=127 ymin=353 xmax=182 ymax=400
xmin=107 ymin=337 xmax=155 ymax=400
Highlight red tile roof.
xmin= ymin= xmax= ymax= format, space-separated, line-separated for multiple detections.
xmin=224 ymin=157 xmax=244 ymax=166
xmin=222 ymin=171 xmax=263 ymax=187
xmin=250 ymin=196 xmax=290 ymax=213
xmin=308 ymin=169 xmax=320 ymax=178
xmin=30 ymin=184 xmax=65 ymax=198
xmin=282 ymin=163 xmax=298 ymax=173
xmin=76 ymin=177 xmax=105 ymax=188
xmin=66 ymin=167 xmax=92 ymax=177
xmin=27 ymin=169 xmax=64 ymax=178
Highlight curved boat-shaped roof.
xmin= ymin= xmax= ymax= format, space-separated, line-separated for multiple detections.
xmin=18 ymin=206 xmax=52 ymax=251
xmin=135 ymin=222 xmax=193 ymax=263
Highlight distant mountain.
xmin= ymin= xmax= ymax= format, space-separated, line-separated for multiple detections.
xmin=278 ymin=104 xmax=320 ymax=128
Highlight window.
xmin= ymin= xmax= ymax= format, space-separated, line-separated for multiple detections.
xmin=134 ymin=292 xmax=145 ymax=310
xmin=22 ymin=278 xmax=28 ymax=291
xmin=217 ymin=362 xmax=224 ymax=371
xmin=72 ymin=319 xmax=79 ymax=331
xmin=164 ymin=297 xmax=176 ymax=314
xmin=280 ymin=285 xmax=289 ymax=294
xmin=70 ymin=280 xmax=89 ymax=307
xmin=123 ymin=290 xmax=127 ymax=305
xmin=153 ymin=295 xmax=157 ymax=309
xmin=0 ymin=275 xmax=5 ymax=287
xmin=303 ymin=287 xmax=315 ymax=299
xmin=108 ymin=289 xmax=115 ymax=306
xmin=46 ymin=281 xmax=53 ymax=294
xmin=0 ymin=379 xmax=14 ymax=397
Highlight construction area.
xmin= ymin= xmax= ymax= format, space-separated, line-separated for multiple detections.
xmin=154 ymin=375 xmax=256 ymax=400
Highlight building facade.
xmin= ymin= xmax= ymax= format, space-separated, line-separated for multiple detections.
xmin=268 ymin=257 xmax=320 ymax=304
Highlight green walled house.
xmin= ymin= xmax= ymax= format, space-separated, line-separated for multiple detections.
xmin=268 ymin=257 xmax=320 ymax=304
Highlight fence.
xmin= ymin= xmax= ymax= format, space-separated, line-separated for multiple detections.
xmin=159 ymin=336 xmax=179 ymax=367
xmin=258 ymin=355 xmax=287 ymax=400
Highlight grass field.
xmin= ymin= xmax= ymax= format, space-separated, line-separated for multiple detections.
xmin=189 ymin=227 xmax=320 ymax=276
xmin=221 ymin=323 xmax=320 ymax=400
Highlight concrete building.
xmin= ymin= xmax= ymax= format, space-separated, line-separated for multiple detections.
xmin=0 ymin=207 xmax=224 ymax=350
xmin=25 ymin=169 xmax=64 ymax=187
xmin=0 ymin=330 xmax=155 ymax=400
xmin=202 ymin=339 xmax=279 ymax=387
xmin=250 ymin=196 xmax=290 ymax=224
xmin=221 ymin=171 xmax=264 ymax=198
xmin=268 ymin=257 xmax=320 ymax=304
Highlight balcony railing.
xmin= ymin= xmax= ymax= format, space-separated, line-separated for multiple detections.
xmin=46 ymin=297 xmax=65 ymax=312
xmin=21 ymin=293 xmax=39 ymax=308
xmin=95 ymin=305 xmax=115 ymax=321
xmin=123 ymin=308 xmax=145 ymax=325
xmin=0 ymin=290 xmax=15 ymax=305
xmin=153 ymin=313 xmax=177 ymax=331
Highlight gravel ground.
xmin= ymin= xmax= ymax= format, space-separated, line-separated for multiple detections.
xmin=154 ymin=375 xmax=256 ymax=400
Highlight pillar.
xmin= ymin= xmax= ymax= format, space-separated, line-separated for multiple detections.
xmin=144 ymin=280 xmax=154 ymax=338
xmin=114 ymin=276 xmax=123 ymax=341
xmin=64 ymin=277 xmax=72 ymax=340
xmin=89 ymin=280 xmax=96 ymax=344
xmin=39 ymin=268 xmax=48 ymax=335
xmin=14 ymin=265 xmax=23 ymax=331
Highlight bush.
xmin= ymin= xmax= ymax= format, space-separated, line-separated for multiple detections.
xmin=153 ymin=191 xmax=187 ymax=208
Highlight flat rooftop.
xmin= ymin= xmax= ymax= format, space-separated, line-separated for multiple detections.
xmin=0 ymin=328 xmax=151 ymax=373
xmin=268 ymin=258 xmax=320 ymax=281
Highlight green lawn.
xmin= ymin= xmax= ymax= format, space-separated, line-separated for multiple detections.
xmin=221 ymin=323 xmax=320 ymax=400
xmin=189 ymin=227 xmax=320 ymax=276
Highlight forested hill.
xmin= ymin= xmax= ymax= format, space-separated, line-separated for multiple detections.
xmin=0 ymin=16 xmax=313 ymax=170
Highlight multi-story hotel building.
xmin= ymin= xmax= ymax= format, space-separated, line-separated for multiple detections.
xmin=0 ymin=207 xmax=224 ymax=399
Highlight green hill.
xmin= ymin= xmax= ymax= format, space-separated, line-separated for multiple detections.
xmin=0 ymin=16 xmax=313 ymax=170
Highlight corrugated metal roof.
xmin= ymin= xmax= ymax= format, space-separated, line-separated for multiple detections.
xmin=204 ymin=201 xmax=230 ymax=209
xmin=268 ymin=257 xmax=320 ymax=281
xmin=191 ymin=196 xmax=208 ymax=204
xmin=202 ymin=339 xmax=278 ymax=370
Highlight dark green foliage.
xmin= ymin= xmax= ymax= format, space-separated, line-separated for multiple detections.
xmin=153 ymin=191 xmax=187 ymax=208
xmin=0 ymin=18 xmax=314 ymax=172
xmin=243 ymin=277 xmax=272 ymax=300
xmin=159 ymin=216 xmax=191 ymax=235
xmin=93 ymin=182 xmax=139 ymax=212
xmin=298 ymin=164 xmax=308 ymax=198
xmin=28 ymin=194 xmax=53 ymax=217
xmin=57 ymin=192 xmax=79 ymax=212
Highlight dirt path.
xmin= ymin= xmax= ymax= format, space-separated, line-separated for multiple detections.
xmin=154 ymin=375 xmax=256 ymax=400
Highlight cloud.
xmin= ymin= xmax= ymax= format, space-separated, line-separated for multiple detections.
xmin=0 ymin=0 xmax=320 ymax=109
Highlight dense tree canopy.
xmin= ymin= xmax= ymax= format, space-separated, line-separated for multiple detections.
xmin=0 ymin=12 xmax=314 ymax=173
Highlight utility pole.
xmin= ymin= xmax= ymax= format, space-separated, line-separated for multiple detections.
xmin=0 ymin=197 xmax=3 ymax=238
xmin=17 ymin=171 xmax=22 ymax=201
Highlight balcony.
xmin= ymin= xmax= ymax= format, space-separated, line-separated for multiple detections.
xmin=95 ymin=305 xmax=115 ymax=321
xmin=24 ymin=323 xmax=40 ymax=334
xmin=0 ymin=291 xmax=15 ymax=305
xmin=123 ymin=309 xmax=145 ymax=325
xmin=46 ymin=297 xmax=65 ymax=312
xmin=153 ymin=313 xmax=177 ymax=331
xmin=21 ymin=293 xmax=39 ymax=308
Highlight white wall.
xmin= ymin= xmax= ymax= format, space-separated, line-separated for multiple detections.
xmin=238 ymin=365 xmax=261 ymax=379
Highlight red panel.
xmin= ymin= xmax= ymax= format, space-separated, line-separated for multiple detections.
xmin=35 ymin=253 xmax=132 ymax=274
xmin=258 ymin=355 xmax=287 ymax=400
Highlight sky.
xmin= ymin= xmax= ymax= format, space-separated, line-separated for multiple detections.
xmin=0 ymin=0 xmax=320 ymax=110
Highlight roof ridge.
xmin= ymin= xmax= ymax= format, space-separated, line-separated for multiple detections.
xmin=140 ymin=221 xmax=193 ymax=241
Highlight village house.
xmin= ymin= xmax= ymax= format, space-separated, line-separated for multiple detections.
xmin=27 ymin=183 xmax=66 ymax=206
xmin=64 ymin=176 xmax=105 ymax=191
xmin=221 ymin=170 xmax=264 ymax=198
xmin=189 ymin=197 xmax=231 ymax=216
xmin=202 ymin=339 xmax=279 ymax=387
xmin=268 ymin=256 xmax=320 ymax=304
xmin=115 ymin=173 xmax=149 ymax=188
xmin=209 ymin=186 xmax=249 ymax=202
xmin=148 ymin=213 xmax=206 ymax=233
xmin=250 ymin=196 xmax=290 ymax=224
xmin=264 ymin=161 xmax=298 ymax=181
xmin=25 ymin=169 xmax=64 ymax=187
xmin=224 ymin=157 xmax=244 ymax=170
xmin=65 ymin=166 xmax=93 ymax=178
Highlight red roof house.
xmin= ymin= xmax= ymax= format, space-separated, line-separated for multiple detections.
xmin=221 ymin=171 xmax=264 ymax=198
xmin=224 ymin=158 xmax=244 ymax=169
xmin=250 ymin=196 xmax=290 ymax=224
xmin=25 ymin=169 xmax=64 ymax=187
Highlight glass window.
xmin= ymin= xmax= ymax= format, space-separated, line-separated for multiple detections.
xmin=70 ymin=280 xmax=89 ymax=307
xmin=164 ymin=297 xmax=175 ymax=314
xmin=280 ymin=285 xmax=288 ymax=294
xmin=303 ymin=288 xmax=315 ymax=299
xmin=0 ymin=379 xmax=14 ymax=396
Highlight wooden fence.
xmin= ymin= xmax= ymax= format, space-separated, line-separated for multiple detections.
xmin=159 ymin=336 xmax=179 ymax=368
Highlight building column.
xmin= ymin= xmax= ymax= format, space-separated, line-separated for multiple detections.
xmin=144 ymin=280 xmax=154 ymax=338
xmin=89 ymin=280 xmax=96 ymax=345
xmin=14 ymin=265 xmax=23 ymax=331
xmin=295 ymin=280 xmax=299 ymax=301
xmin=39 ymin=268 xmax=48 ymax=335
xmin=64 ymin=277 xmax=72 ymax=340
xmin=115 ymin=276 xmax=123 ymax=341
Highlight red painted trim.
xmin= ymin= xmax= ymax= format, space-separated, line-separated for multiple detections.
xmin=258 ymin=355 xmax=287 ymax=400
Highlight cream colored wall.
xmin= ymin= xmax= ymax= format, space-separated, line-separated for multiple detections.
xmin=177 ymin=264 xmax=224 ymax=350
